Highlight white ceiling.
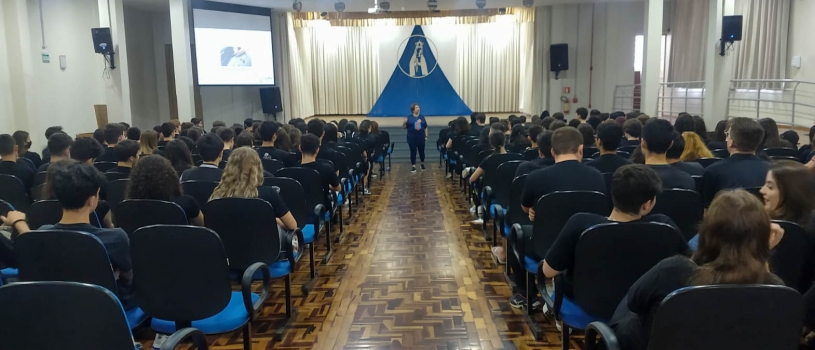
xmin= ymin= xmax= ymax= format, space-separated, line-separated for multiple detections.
xmin=124 ymin=0 xmax=640 ymax=13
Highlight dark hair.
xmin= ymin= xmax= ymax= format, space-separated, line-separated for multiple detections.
xmin=541 ymin=117 xmax=555 ymax=130
xmin=51 ymin=161 xmax=106 ymax=210
xmin=212 ymin=120 xmax=226 ymax=128
xmin=300 ymin=134 xmax=321 ymax=155
xmin=510 ymin=124 xmax=528 ymax=145
xmin=470 ymin=112 xmax=478 ymax=125
xmin=127 ymin=155 xmax=181 ymax=200
xmin=692 ymin=116 xmax=708 ymax=142
xmin=70 ymin=137 xmax=104 ymax=162
xmin=489 ymin=117 xmax=500 ymax=125
xmin=728 ymin=117 xmax=765 ymax=153
xmin=611 ymin=164 xmax=662 ymax=215
xmin=125 ymin=127 xmax=140 ymax=141
xmin=160 ymin=122 xmax=175 ymax=138
xmin=196 ymin=133 xmax=224 ymax=162
xmin=596 ymin=121 xmax=624 ymax=151
xmin=691 ymin=190 xmax=772 ymax=285
xmin=489 ymin=131 xmax=506 ymax=151
xmin=714 ymin=120 xmax=728 ymax=142
xmin=528 ymin=125 xmax=544 ymax=144
xmin=478 ymin=126 xmax=491 ymax=144
xmin=455 ymin=117 xmax=470 ymax=134
xmin=235 ymin=132 xmax=255 ymax=148
xmin=758 ymin=118 xmax=784 ymax=148
xmin=599 ymin=113 xmax=610 ymax=121
xmin=551 ymin=127 xmax=583 ymax=156
xmin=244 ymin=118 xmax=254 ymax=129
xmin=216 ymin=127 xmax=235 ymax=143
xmin=178 ymin=136 xmax=196 ymax=154
xmin=577 ymin=123 xmax=595 ymax=147
xmin=590 ymin=109 xmax=601 ymax=117
xmin=258 ymin=121 xmax=279 ymax=142
xmin=519 ymin=115 xmax=527 ymax=124
xmin=44 ymin=126 xmax=64 ymax=139
xmin=114 ymin=140 xmax=140 ymax=162
xmin=191 ymin=118 xmax=201 ymax=126
xmin=274 ymin=128 xmax=291 ymax=150
xmin=12 ymin=131 xmax=30 ymax=156
xmin=153 ymin=125 xmax=163 ymax=134
xmin=674 ymin=114 xmax=695 ymax=134
xmin=623 ymin=119 xmax=643 ymax=138
xmin=0 ymin=134 xmax=15 ymax=155
xmin=626 ymin=111 xmax=641 ymax=120
xmin=410 ymin=103 xmax=419 ymax=112
xmin=101 ymin=124 xmax=121 ymax=145
xmin=587 ymin=116 xmax=602 ymax=131
xmin=629 ymin=146 xmax=645 ymax=164
xmin=767 ymin=161 xmax=815 ymax=226
xmin=781 ymin=130 xmax=799 ymax=147
xmin=180 ymin=122 xmax=194 ymax=132
xmin=164 ymin=139 xmax=193 ymax=170
xmin=323 ymin=123 xmax=338 ymax=143
xmin=359 ymin=120 xmax=372 ymax=135
xmin=666 ymin=133 xmax=686 ymax=160
xmin=549 ymin=120 xmax=567 ymax=131
xmin=490 ymin=121 xmax=508 ymax=134
xmin=552 ymin=112 xmax=565 ymax=121
xmin=308 ymin=119 xmax=325 ymax=137
xmin=187 ymin=127 xmax=203 ymax=143
xmin=642 ymin=119 xmax=675 ymax=154
xmin=576 ymin=107 xmax=588 ymax=120
xmin=537 ymin=130 xmax=554 ymax=158
xmin=476 ymin=113 xmax=486 ymax=123
xmin=47 ymin=133 xmax=73 ymax=156
xmin=567 ymin=119 xmax=581 ymax=128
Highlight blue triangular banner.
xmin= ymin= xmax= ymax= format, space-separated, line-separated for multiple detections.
xmin=368 ymin=26 xmax=473 ymax=117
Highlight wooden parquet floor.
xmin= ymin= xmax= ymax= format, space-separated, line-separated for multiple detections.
xmin=135 ymin=164 xmax=582 ymax=350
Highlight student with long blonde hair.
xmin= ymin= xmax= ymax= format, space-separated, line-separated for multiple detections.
xmin=679 ymin=131 xmax=714 ymax=162
xmin=210 ymin=147 xmax=297 ymax=230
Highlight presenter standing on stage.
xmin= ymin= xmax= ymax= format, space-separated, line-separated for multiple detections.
xmin=403 ymin=103 xmax=428 ymax=173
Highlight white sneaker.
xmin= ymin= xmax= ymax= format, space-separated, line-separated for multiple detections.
xmin=445 ymin=173 xmax=452 ymax=179
xmin=469 ymin=205 xmax=477 ymax=217
xmin=152 ymin=334 xmax=169 ymax=350
xmin=462 ymin=168 xmax=472 ymax=178
xmin=542 ymin=304 xmax=572 ymax=334
xmin=477 ymin=206 xmax=484 ymax=217
xmin=470 ymin=219 xmax=484 ymax=225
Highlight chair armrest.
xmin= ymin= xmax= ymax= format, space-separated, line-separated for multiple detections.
xmin=552 ymin=274 xmax=566 ymax=318
xmin=493 ymin=204 xmax=504 ymax=229
xmin=313 ymin=204 xmax=327 ymax=227
xmin=537 ymin=260 xmax=554 ymax=310
xmin=241 ymin=262 xmax=271 ymax=320
xmin=482 ymin=186 xmax=494 ymax=219
xmin=508 ymin=224 xmax=531 ymax=262
xmin=585 ymin=322 xmax=620 ymax=350
xmin=160 ymin=328 xmax=209 ymax=350
xmin=284 ymin=228 xmax=305 ymax=266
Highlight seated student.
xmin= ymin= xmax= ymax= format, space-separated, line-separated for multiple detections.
xmin=164 ymin=139 xmax=194 ymax=178
xmin=126 ymin=155 xmax=204 ymax=226
xmin=256 ymin=121 xmax=291 ymax=165
xmin=521 ymin=127 xmax=606 ymax=222
xmin=759 ymin=118 xmax=794 ymax=149
xmin=469 ymin=113 xmax=487 ymax=136
xmin=678 ymin=131 xmax=713 ymax=162
xmin=642 ymin=119 xmax=695 ymax=190
xmin=468 ymin=131 xmax=507 ymax=186
xmin=707 ymin=120 xmax=729 ymax=151
xmin=0 ymin=161 xmax=136 ymax=309
xmin=586 ymin=121 xmax=632 ymax=174
xmin=138 ymin=130 xmax=163 ymax=157
xmin=37 ymin=132 xmax=73 ymax=172
xmin=620 ymin=119 xmax=643 ymax=147
xmin=41 ymin=126 xmax=65 ymax=164
xmin=526 ymin=125 xmax=543 ymax=150
xmin=95 ymin=123 xmax=124 ymax=163
xmin=508 ymin=125 xmax=530 ymax=153
xmin=516 ymin=131 xmax=555 ymax=177
xmin=106 ymin=140 xmax=139 ymax=177
xmin=578 ymin=123 xmax=596 ymax=149
xmin=309 ymin=119 xmax=340 ymax=172
xmin=126 ymin=127 xmax=140 ymax=142
xmin=666 ymin=133 xmax=704 ymax=176
xmin=11 ymin=131 xmax=40 ymax=170
xmin=0 ymin=134 xmax=36 ymax=189
xmin=216 ymin=127 xmax=236 ymax=163
xmin=209 ymin=148 xmax=297 ymax=231
xmin=181 ymin=134 xmax=224 ymax=182
xmin=701 ymin=117 xmax=769 ymax=206
xmin=158 ymin=122 xmax=176 ymax=148
xmin=235 ymin=131 xmax=255 ymax=149
xmin=296 ymin=134 xmax=341 ymax=207
xmin=610 ymin=189 xmax=784 ymax=350
xmin=70 ymin=137 xmax=104 ymax=165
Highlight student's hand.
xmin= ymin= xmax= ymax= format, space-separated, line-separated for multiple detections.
xmin=528 ymin=208 xmax=536 ymax=221
xmin=807 ymin=158 xmax=815 ymax=173
xmin=769 ymin=222 xmax=785 ymax=249
xmin=0 ymin=211 xmax=26 ymax=226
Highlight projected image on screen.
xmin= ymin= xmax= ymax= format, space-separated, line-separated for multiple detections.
xmin=193 ymin=8 xmax=275 ymax=85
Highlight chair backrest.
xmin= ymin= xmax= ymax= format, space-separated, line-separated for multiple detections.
xmin=115 ymin=199 xmax=188 ymax=236
xmin=0 ymin=199 xmax=11 ymax=217
xmin=131 ymin=225 xmax=233 ymax=322
xmin=264 ymin=177 xmax=309 ymax=229
xmin=617 ymin=150 xmax=631 ymax=159
xmin=763 ymin=147 xmax=798 ymax=158
xmin=522 ymin=148 xmax=539 ymax=161
xmin=491 ymin=160 xmax=524 ymax=207
xmin=33 ymin=171 xmax=47 ymax=187
xmin=261 ymin=158 xmax=285 ymax=174
xmin=26 ymin=200 xmax=64 ymax=229
xmin=770 ymin=155 xmax=800 ymax=162
xmin=0 ymin=282 xmax=135 ymax=350
xmin=475 ymin=150 xmax=493 ymax=166
xmin=572 ymin=222 xmax=686 ymax=319
xmin=710 ymin=148 xmax=730 ymax=158
xmin=617 ymin=145 xmax=638 ymax=154
xmin=532 ymin=191 xmax=610 ymax=258
xmin=650 ymin=189 xmax=704 ymax=241
xmin=276 ymin=167 xmax=325 ymax=212
xmin=192 ymin=154 xmax=203 ymax=166
xmin=104 ymin=171 xmax=129 ymax=183
xmin=692 ymin=175 xmax=703 ymax=193
xmin=15 ymin=230 xmax=118 ymax=292
xmin=770 ymin=220 xmax=812 ymax=293
xmin=0 ymin=174 xmax=31 ymax=213
xmin=93 ymin=162 xmax=118 ymax=172
xmin=29 ymin=184 xmax=45 ymax=201
xmin=481 ymin=154 xmax=524 ymax=193
xmin=507 ymin=175 xmax=531 ymax=226
xmin=181 ymin=181 xmax=219 ymax=209
xmin=106 ymin=179 xmax=129 ymax=223
xmin=204 ymin=198 xmax=282 ymax=270
xmin=649 ymin=285 xmax=802 ymax=350
xmin=692 ymin=157 xmax=722 ymax=168
xmin=584 ymin=147 xmax=599 ymax=158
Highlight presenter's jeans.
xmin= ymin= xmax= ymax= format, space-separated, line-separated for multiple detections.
xmin=407 ymin=138 xmax=426 ymax=165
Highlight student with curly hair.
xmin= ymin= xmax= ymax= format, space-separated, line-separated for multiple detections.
xmin=126 ymin=155 xmax=203 ymax=226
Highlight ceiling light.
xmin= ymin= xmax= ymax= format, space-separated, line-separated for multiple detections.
xmin=522 ymin=0 xmax=534 ymax=7
xmin=292 ymin=0 xmax=302 ymax=12
xmin=335 ymin=1 xmax=346 ymax=12
xmin=476 ymin=0 xmax=486 ymax=9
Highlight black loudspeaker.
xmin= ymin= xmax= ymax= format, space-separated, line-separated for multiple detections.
xmin=91 ymin=28 xmax=114 ymax=54
xmin=722 ymin=15 xmax=743 ymax=42
xmin=260 ymin=87 xmax=283 ymax=114
xmin=550 ymin=43 xmax=568 ymax=79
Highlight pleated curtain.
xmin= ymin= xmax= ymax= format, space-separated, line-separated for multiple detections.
xmin=733 ymin=0 xmax=790 ymax=82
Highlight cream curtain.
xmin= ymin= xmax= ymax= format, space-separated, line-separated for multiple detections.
xmin=668 ymin=0 xmax=708 ymax=82
xmin=528 ymin=6 xmax=550 ymax=115
xmin=272 ymin=12 xmax=315 ymax=121
xmin=733 ymin=0 xmax=790 ymax=81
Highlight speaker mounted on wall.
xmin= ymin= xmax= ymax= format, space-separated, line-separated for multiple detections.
xmin=91 ymin=27 xmax=116 ymax=69
xmin=720 ymin=15 xmax=743 ymax=56
xmin=550 ymin=43 xmax=568 ymax=80
xmin=260 ymin=87 xmax=283 ymax=118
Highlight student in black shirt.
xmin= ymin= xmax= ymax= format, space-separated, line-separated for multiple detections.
xmin=95 ymin=123 xmax=125 ymax=163
xmin=181 ymin=134 xmax=224 ymax=183
xmin=469 ymin=113 xmax=486 ymax=136
xmin=586 ymin=121 xmax=632 ymax=174
xmin=297 ymin=134 xmax=341 ymax=207
xmin=106 ymin=140 xmax=139 ymax=177
xmin=468 ymin=131 xmax=507 ymax=186
xmin=37 ymin=132 xmax=73 ymax=173
xmin=666 ymin=133 xmax=704 ymax=176
xmin=256 ymin=121 xmax=291 ymax=165
xmin=70 ymin=136 xmax=104 ymax=165
xmin=158 ymin=122 xmax=176 ymax=148
xmin=515 ymin=131 xmax=555 ymax=177
xmin=127 ymin=155 xmax=204 ymax=226
xmin=706 ymin=119 xmax=729 ymax=151
xmin=0 ymin=161 xmax=136 ymax=310
xmin=216 ymin=127 xmax=235 ymax=163
xmin=610 ymin=190 xmax=784 ymax=350
xmin=41 ymin=126 xmax=65 ymax=164
xmin=210 ymin=147 xmax=297 ymax=230
xmin=701 ymin=117 xmax=770 ymax=206
xmin=0 ymin=134 xmax=36 ymax=189
xmin=620 ymin=119 xmax=642 ymax=147
xmin=164 ymin=139 xmax=194 ymax=178
xmin=642 ymin=119 xmax=695 ymax=190
xmin=11 ymin=130 xmax=40 ymax=170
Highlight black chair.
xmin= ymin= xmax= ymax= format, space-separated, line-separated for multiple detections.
xmin=522 ymin=148 xmax=539 ymax=161
xmin=540 ymin=222 xmax=687 ymax=349
xmin=105 ymin=171 xmax=129 ymax=182
xmin=482 ymin=159 xmax=523 ymax=240
xmin=315 ymin=159 xmax=346 ymax=234
xmin=770 ymin=155 xmax=800 ymax=162
xmin=115 ymin=199 xmax=188 ymax=236
xmin=276 ymin=167 xmax=336 ymax=250
xmin=26 ymin=200 xmax=64 ymax=229
xmin=0 ymin=282 xmax=207 ymax=350
xmin=710 ymin=148 xmax=730 ymax=158
xmin=107 ymin=179 xmax=129 ymax=225
xmin=0 ymin=174 xmax=31 ymax=213
xmin=494 ymin=174 xmax=530 ymax=288
xmin=617 ymin=145 xmax=638 ymax=154
xmin=616 ymin=151 xmax=631 ymax=159
xmin=763 ymin=147 xmax=799 ymax=158
xmin=218 ymin=160 xmax=228 ymax=169
xmin=94 ymin=162 xmax=118 ymax=172
xmin=29 ymin=183 xmax=45 ymax=201
xmin=131 ymin=225 xmax=273 ymax=347
xmin=181 ymin=181 xmax=219 ymax=209
xmin=584 ymin=147 xmax=599 ymax=158
xmin=0 ymin=199 xmax=12 ymax=218
xmin=33 ymin=171 xmax=47 ymax=187
xmin=651 ymin=189 xmax=704 ymax=241
xmin=192 ymin=154 xmax=203 ymax=166
xmin=745 ymin=187 xmax=763 ymax=200
xmin=261 ymin=158 xmax=285 ymax=174
xmin=15 ymin=230 xmax=148 ymax=329
xmin=770 ymin=220 xmax=813 ymax=293
xmin=692 ymin=157 xmax=722 ymax=168
xmin=692 ymin=175 xmax=703 ymax=193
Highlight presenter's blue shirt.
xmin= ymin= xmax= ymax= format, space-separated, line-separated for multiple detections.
xmin=406 ymin=114 xmax=428 ymax=140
